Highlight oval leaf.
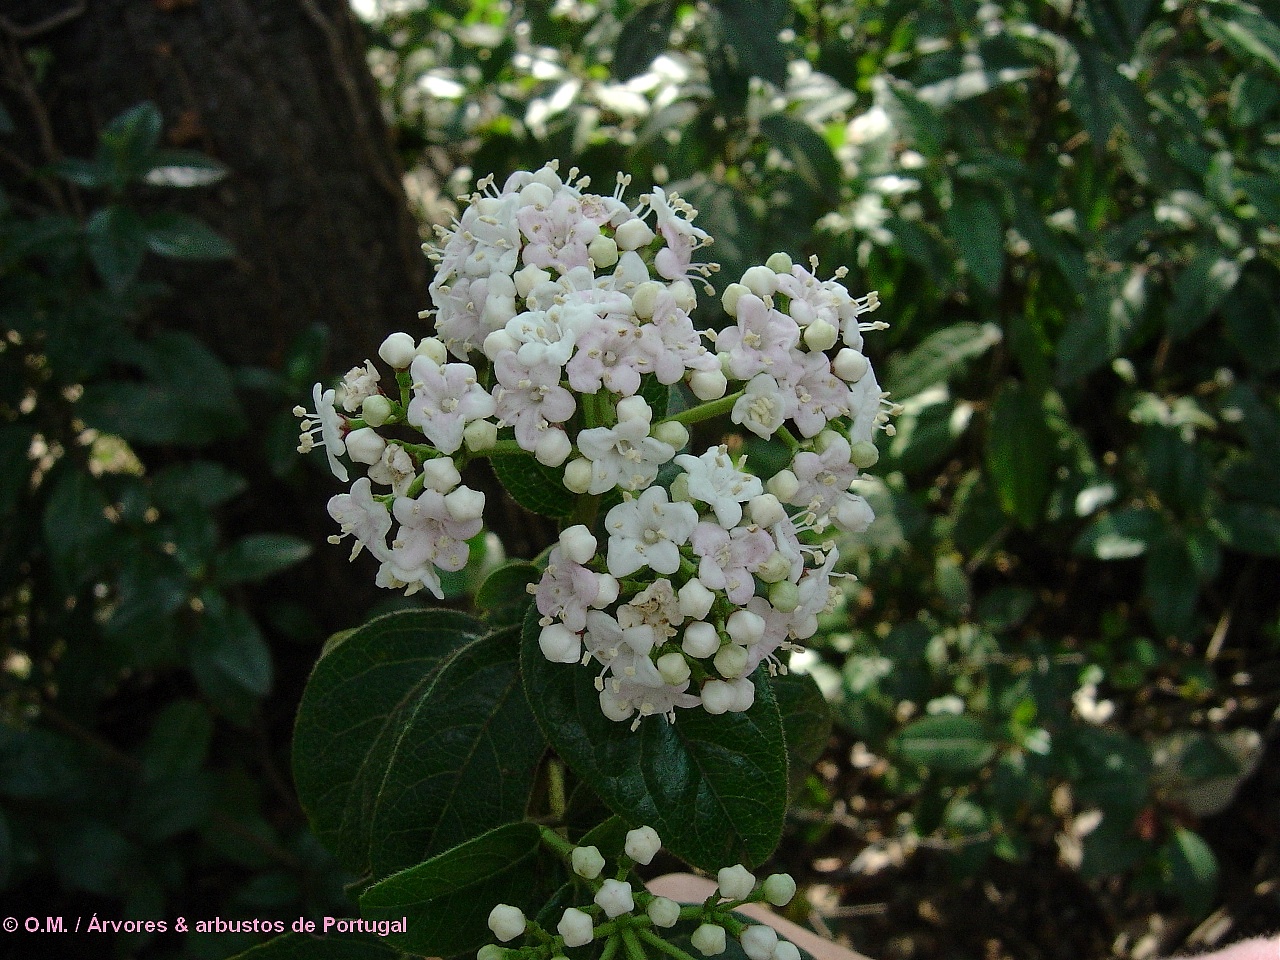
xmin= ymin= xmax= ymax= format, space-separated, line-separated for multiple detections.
xmin=491 ymin=453 xmax=575 ymax=518
xmin=895 ymin=714 xmax=997 ymax=774
xmin=520 ymin=606 xmax=788 ymax=871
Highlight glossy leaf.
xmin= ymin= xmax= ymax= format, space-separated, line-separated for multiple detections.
xmin=985 ymin=383 xmax=1055 ymax=528
xmin=491 ymin=453 xmax=575 ymax=518
xmin=85 ymin=205 xmax=147 ymax=292
xmin=520 ymin=607 xmax=788 ymax=871
xmin=144 ymin=211 xmax=236 ymax=260
xmin=216 ymin=533 xmax=312 ymax=584
xmin=359 ymin=821 xmax=545 ymax=957
xmin=885 ymin=323 xmax=1002 ymax=399
xmin=895 ymin=714 xmax=997 ymax=774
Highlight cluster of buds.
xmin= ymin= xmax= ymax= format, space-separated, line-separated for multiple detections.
xmin=481 ymin=825 xmax=800 ymax=960
xmin=298 ymin=161 xmax=892 ymax=720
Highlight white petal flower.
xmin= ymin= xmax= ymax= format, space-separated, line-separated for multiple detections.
xmin=731 ymin=374 xmax=788 ymax=440
xmin=578 ymin=419 xmax=676 ymax=494
xmin=594 ymin=878 xmax=635 ymax=918
xmin=298 ymin=383 xmax=348 ymax=481
xmin=407 ymin=358 xmax=497 ymax=455
xmin=674 ymin=446 xmax=763 ymax=528
xmin=604 ymin=487 xmax=698 ymax=577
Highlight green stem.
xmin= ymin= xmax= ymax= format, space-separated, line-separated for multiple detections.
xmin=537 ymin=824 xmax=575 ymax=861
xmin=548 ymin=759 xmax=567 ymax=822
xmin=776 ymin=425 xmax=800 ymax=451
xmin=636 ymin=928 xmax=699 ymax=960
xmin=658 ymin=390 xmax=744 ymax=428
xmin=599 ymin=935 xmax=622 ymax=960
xmin=620 ymin=927 xmax=650 ymax=960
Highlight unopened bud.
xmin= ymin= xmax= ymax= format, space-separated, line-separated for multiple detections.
xmin=647 ymin=897 xmax=680 ymax=928
xmin=630 ymin=280 xmax=664 ymax=318
xmin=615 ymin=218 xmax=656 ymax=250
xmin=539 ymin=624 xmax=581 ymax=664
xmin=681 ymin=621 xmax=720 ymax=658
xmin=652 ymin=420 xmax=689 ymax=449
xmin=740 ymin=924 xmax=779 ymax=960
xmin=616 ymin=395 xmax=652 ymax=425
xmin=773 ymin=943 xmax=801 ymax=960
xmin=588 ymin=234 xmax=619 ymax=269
xmin=572 ymin=845 xmax=605 ymax=880
xmin=678 ymin=579 xmax=715 ymax=620
xmin=563 ymin=458 xmax=593 ymax=494
xmin=756 ymin=551 xmax=793 ymax=584
xmin=849 ymin=439 xmax=880 ymax=469
xmin=689 ymin=369 xmax=728 ymax=401
xmin=726 ymin=609 xmax=765 ymax=645
xmin=445 ymin=486 xmax=486 ymax=523
xmin=833 ymin=348 xmax=870 ymax=382
xmin=765 ymin=252 xmax=794 ymax=274
xmin=714 ymin=643 xmax=749 ymax=679
xmin=535 ymin=429 xmax=572 ymax=467
xmin=769 ymin=580 xmax=800 ymax=612
xmin=671 ymin=280 xmax=697 ymax=311
xmin=803 ymin=319 xmax=838 ymax=352
xmin=729 ymin=676 xmax=756 ymax=712
xmin=741 ymin=265 xmax=777 ymax=298
xmin=599 ymin=688 xmax=634 ymax=722
xmin=766 ymin=469 xmax=799 ymax=502
xmin=465 ymin=418 xmax=498 ymax=452
xmin=594 ymin=573 xmax=620 ymax=608
xmin=721 ymin=282 xmax=750 ymax=317
xmin=422 ymin=458 xmax=461 ymax=493
xmin=716 ymin=864 xmax=756 ymax=901
xmin=378 ymin=332 xmax=417 ymax=369
xmin=594 ymin=878 xmax=634 ymax=918
xmin=762 ymin=873 xmax=797 ymax=907
xmin=657 ymin=651 xmax=691 ymax=686
xmin=345 ymin=427 xmax=385 ymax=465
xmin=416 ymin=337 xmax=448 ymax=364
xmin=701 ymin=679 xmax=734 ymax=715
xmin=624 ymin=825 xmax=662 ymax=864
xmin=748 ymin=494 xmax=787 ymax=529
xmin=557 ymin=908 xmax=594 ymax=948
xmin=361 ymin=394 xmax=393 ymax=427
xmin=559 ymin=525 xmax=597 ymax=565
xmin=690 ymin=923 xmax=727 ymax=956
xmin=487 ymin=904 xmax=526 ymax=942
xmin=484 ymin=329 xmax=519 ymax=362
xmin=514 ymin=265 xmax=550 ymax=298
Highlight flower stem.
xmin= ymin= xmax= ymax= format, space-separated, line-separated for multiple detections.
xmin=599 ymin=934 xmax=622 ymax=960
xmin=620 ymin=927 xmax=650 ymax=960
xmin=548 ymin=758 xmax=567 ymax=821
xmin=658 ymin=390 xmax=743 ymax=428
xmin=636 ymin=928 xmax=699 ymax=960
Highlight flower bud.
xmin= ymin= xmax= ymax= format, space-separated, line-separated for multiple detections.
xmin=563 ymin=458 xmax=593 ymax=494
xmin=741 ymin=265 xmax=778 ymax=298
xmin=557 ymin=907 xmax=594 ymax=948
xmin=647 ymin=896 xmax=681 ymax=928
xmin=717 ymin=864 xmax=756 ymax=901
xmin=465 ymin=418 xmax=498 ymax=452
xmin=748 ymin=494 xmax=787 ymax=529
xmin=773 ymin=942 xmax=801 ymax=960
xmin=721 ymin=282 xmax=750 ymax=317
xmin=766 ymin=469 xmax=799 ymax=502
xmin=726 ymin=609 xmax=765 ymax=645
xmin=765 ymin=252 xmax=794 ymax=274
xmin=484 ymin=329 xmax=520 ymax=362
xmin=559 ymin=525 xmax=597 ymax=565
xmin=594 ymin=573 xmax=620 ymax=608
xmin=713 ymin=643 xmax=749 ymax=679
xmin=790 ymin=299 xmax=814 ymax=326
xmin=535 ymin=429 xmax=572 ymax=467
xmin=652 ymin=420 xmax=689 ymax=449
xmin=671 ymin=280 xmax=697 ymax=311
xmin=762 ymin=873 xmax=797 ymax=907
xmin=813 ymin=429 xmax=843 ymax=454
xmin=378 ymin=332 xmax=417 ymax=369
xmin=345 ymin=427 xmax=386 ymax=465
xmin=833 ymin=495 xmax=874 ymax=533
xmin=588 ymin=234 xmax=619 ymax=269
xmin=477 ymin=945 xmax=505 ymax=960
xmin=624 ymin=825 xmax=661 ymax=865
xmin=701 ymin=679 xmax=734 ymax=715
xmin=487 ymin=904 xmax=526 ymax=942
xmin=729 ymin=676 xmax=756 ymax=712
xmin=423 ymin=458 xmax=461 ymax=493
xmin=690 ymin=369 xmax=728 ymax=401
xmin=657 ymin=651 xmax=691 ymax=686
xmin=572 ymin=845 xmax=605 ymax=880
xmin=691 ymin=923 xmax=727 ymax=956
xmin=417 ymin=337 xmax=448 ymax=365
xmin=615 ymin=218 xmax=656 ymax=250
xmin=741 ymin=925 xmax=779 ymax=960
xmin=669 ymin=473 xmax=691 ymax=503
xmin=445 ymin=486 xmax=486 ymax=523
xmin=756 ymin=551 xmax=792 ymax=585
xmin=361 ymin=394 xmax=393 ymax=427
xmin=678 ymin=580 xmax=715 ymax=620
xmin=681 ymin=621 xmax=720 ymax=659
xmin=514 ymin=264 xmax=551 ymax=298
xmin=539 ymin=624 xmax=581 ymax=664
xmin=520 ymin=181 xmax=555 ymax=207
xmin=769 ymin=580 xmax=799 ymax=612
xmin=599 ymin=688 xmax=635 ymax=722
xmin=630 ymin=280 xmax=664 ymax=318
xmin=833 ymin=348 xmax=870 ymax=383
xmin=594 ymin=878 xmax=634 ymax=918
xmin=850 ymin=439 xmax=880 ymax=469
xmin=616 ymin=395 xmax=652 ymax=425
xmin=803 ymin=319 xmax=838 ymax=352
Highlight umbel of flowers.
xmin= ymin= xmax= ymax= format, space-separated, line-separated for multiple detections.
xmin=297 ymin=161 xmax=894 ymax=726
xmin=481 ymin=824 xmax=803 ymax=960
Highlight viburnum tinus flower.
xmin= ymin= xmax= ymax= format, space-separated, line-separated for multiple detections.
xmin=299 ymin=161 xmax=895 ymax=722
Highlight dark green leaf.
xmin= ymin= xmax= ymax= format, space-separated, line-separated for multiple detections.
xmin=773 ymin=671 xmax=833 ymax=793
xmin=1199 ymin=0 xmax=1280 ymax=77
xmin=360 ymin=821 xmax=546 ymax=957
xmin=1057 ymin=266 xmax=1147 ymax=381
xmin=42 ymin=467 xmax=115 ymax=587
xmin=885 ymin=322 xmax=1002 ymax=398
xmin=1211 ymin=501 xmax=1280 ymax=556
xmin=294 ymin=611 xmax=543 ymax=876
xmin=758 ymin=116 xmax=842 ymax=197
xmin=521 ymin=606 xmax=788 ymax=871
xmin=895 ymin=714 xmax=997 ymax=774
xmin=613 ymin=1 xmax=677 ymax=79
xmin=1166 ymin=827 xmax=1219 ymax=917
xmin=98 ymin=102 xmax=163 ymax=190
xmin=715 ymin=0 xmax=790 ymax=87
xmin=85 ymin=205 xmax=147 ymax=292
xmin=1143 ymin=537 xmax=1198 ymax=636
xmin=1073 ymin=507 xmax=1162 ymax=560
xmin=190 ymin=600 xmax=273 ymax=700
xmin=491 ymin=453 xmax=575 ymax=518
xmin=985 ymin=383 xmax=1054 ymax=528
xmin=0 ymin=425 xmax=33 ymax=516
xmin=1166 ymin=248 xmax=1240 ymax=340
xmin=475 ymin=560 xmax=540 ymax=616
xmin=50 ymin=157 xmax=107 ymax=189
xmin=976 ymin=586 xmax=1036 ymax=632
xmin=144 ymin=211 xmax=236 ymax=260
xmin=1065 ymin=726 xmax=1150 ymax=814
xmin=151 ymin=460 xmax=248 ymax=511
xmin=229 ymin=931 xmax=405 ymax=960
xmin=217 ymin=533 xmax=312 ymax=584
xmin=144 ymin=149 xmax=229 ymax=188
xmin=141 ymin=699 xmax=214 ymax=783
xmin=1230 ymin=71 xmax=1280 ymax=126
xmin=948 ymin=188 xmax=1005 ymax=294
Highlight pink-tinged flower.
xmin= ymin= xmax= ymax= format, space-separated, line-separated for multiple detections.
xmin=327 ymin=477 xmax=391 ymax=562
xmin=690 ymin=522 xmax=774 ymax=604
xmin=382 ymin=487 xmax=483 ymax=598
xmin=775 ymin=260 xmax=879 ymax=346
xmin=645 ymin=187 xmax=712 ymax=282
xmin=406 ymin=358 xmax=496 ymax=455
xmin=566 ymin=316 xmax=656 ymax=397
xmin=338 ymin=360 xmax=381 ymax=413
xmin=647 ymin=289 xmax=719 ymax=383
xmin=297 ymin=383 xmax=348 ymax=482
xmin=788 ymin=436 xmax=859 ymax=520
xmin=577 ymin=419 xmax=675 ymax=494
xmin=431 ymin=192 xmax=522 ymax=284
xmin=715 ymin=294 xmax=799 ymax=381
xmin=848 ymin=366 xmax=887 ymax=444
xmin=604 ymin=487 xmax=698 ymax=577
xmin=675 ymin=446 xmax=763 ymax=529
xmin=366 ymin=443 xmax=417 ymax=496
xmin=493 ymin=353 xmax=576 ymax=451
xmin=782 ymin=351 xmax=851 ymax=438
xmin=616 ymin=579 xmax=683 ymax=644
xmin=536 ymin=545 xmax=601 ymax=633
xmin=518 ymin=190 xmax=600 ymax=274
xmin=789 ymin=548 xmax=840 ymax=640
xmin=731 ymin=374 xmax=790 ymax=439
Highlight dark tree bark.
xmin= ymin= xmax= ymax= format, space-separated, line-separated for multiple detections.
xmin=3 ymin=0 xmax=428 ymax=371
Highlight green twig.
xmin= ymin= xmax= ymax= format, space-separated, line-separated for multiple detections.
xmin=658 ymin=390 xmax=743 ymax=428
xmin=636 ymin=928 xmax=699 ymax=960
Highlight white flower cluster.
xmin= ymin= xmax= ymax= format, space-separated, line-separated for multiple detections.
xmin=480 ymin=825 xmax=800 ymax=960
xmin=298 ymin=161 xmax=892 ymax=713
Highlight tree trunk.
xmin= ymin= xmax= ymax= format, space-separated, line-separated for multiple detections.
xmin=4 ymin=0 xmax=428 ymax=371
